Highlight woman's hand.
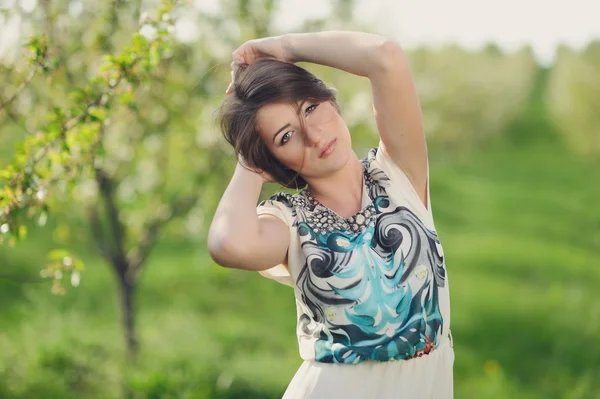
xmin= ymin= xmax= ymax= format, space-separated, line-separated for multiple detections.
xmin=225 ymin=35 xmax=292 ymax=95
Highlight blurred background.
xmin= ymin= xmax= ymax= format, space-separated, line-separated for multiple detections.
xmin=0 ymin=0 xmax=599 ymax=398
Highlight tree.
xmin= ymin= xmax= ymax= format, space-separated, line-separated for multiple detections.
xmin=0 ymin=0 xmax=544 ymax=360
xmin=546 ymin=41 xmax=600 ymax=155
xmin=0 ymin=0 xmax=235 ymax=357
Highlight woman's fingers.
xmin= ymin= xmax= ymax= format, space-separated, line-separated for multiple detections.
xmin=232 ymin=47 xmax=248 ymax=66
xmin=227 ymin=40 xmax=261 ymax=95
xmin=225 ymin=61 xmax=251 ymax=95
xmin=225 ymin=69 xmax=234 ymax=95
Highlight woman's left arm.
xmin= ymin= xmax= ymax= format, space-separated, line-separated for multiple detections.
xmin=284 ymin=31 xmax=428 ymax=207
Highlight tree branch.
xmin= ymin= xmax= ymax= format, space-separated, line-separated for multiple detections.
xmin=0 ymin=68 xmax=37 ymax=112
xmin=88 ymin=205 xmax=114 ymax=263
xmin=40 ymin=0 xmax=76 ymax=86
xmin=5 ymin=108 xmax=34 ymax=135
xmin=0 ymin=274 xmax=47 ymax=284
xmin=94 ymin=167 xmax=128 ymax=275
xmin=128 ymin=192 xmax=200 ymax=280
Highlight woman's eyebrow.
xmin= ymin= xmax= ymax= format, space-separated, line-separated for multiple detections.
xmin=272 ymin=123 xmax=291 ymax=143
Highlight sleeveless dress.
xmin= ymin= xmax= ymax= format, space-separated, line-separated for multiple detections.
xmin=256 ymin=142 xmax=454 ymax=399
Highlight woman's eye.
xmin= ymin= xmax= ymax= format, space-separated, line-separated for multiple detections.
xmin=281 ymin=131 xmax=293 ymax=145
xmin=305 ymin=104 xmax=318 ymax=114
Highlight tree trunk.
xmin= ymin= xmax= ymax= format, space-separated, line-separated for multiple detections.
xmin=118 ymin=276 xmax=138 ymax=359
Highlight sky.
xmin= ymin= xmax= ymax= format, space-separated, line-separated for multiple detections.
xmin=1 ymin=0 xmax=599 ymax=66
xmin=269 ymin=0 xmax=600 ymax=66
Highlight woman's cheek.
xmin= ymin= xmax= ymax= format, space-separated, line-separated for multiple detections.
xmin=283 ymin=141 xmax=306 ymax=170
xmin=276 ymin=149 xmax=302 ymax=172
xmin=286 ymin=156 xmax=305 ymax=171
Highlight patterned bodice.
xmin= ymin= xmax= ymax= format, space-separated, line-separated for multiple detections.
xmin=258 ymin=148 xmax=449 ymax=364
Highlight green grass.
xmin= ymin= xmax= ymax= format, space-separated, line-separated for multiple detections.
xmin=1 ymin=138 xmax=597 ymax=398
xmin=430 ymin=143 xmax=600 ymax=399
xmin=1 ymin=71 xmax=599 ymax=397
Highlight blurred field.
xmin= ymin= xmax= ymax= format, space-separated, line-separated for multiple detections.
xmin=1 ymin=1 xmax=599 ymax=397
xmin=1 ymin=63 xmax=599 ymax=398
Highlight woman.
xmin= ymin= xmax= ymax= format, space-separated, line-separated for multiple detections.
xmin=208 ymin=31 xmax=454 ymax=398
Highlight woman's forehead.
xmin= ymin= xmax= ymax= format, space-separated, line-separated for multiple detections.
xmin=257 ymin=101 xmax=302 ymax=123
xmin=260 ymin=100 xmax=304 ymax=113
xmin=254 ymin=102 xmax=303 ymax=140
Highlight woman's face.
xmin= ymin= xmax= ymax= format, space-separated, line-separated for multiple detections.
xmin=256 ymin=100 xmax=352 ymax=180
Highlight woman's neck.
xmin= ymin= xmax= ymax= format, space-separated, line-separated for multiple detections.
xmin=305 ymin=156 xmax=364 ymax=218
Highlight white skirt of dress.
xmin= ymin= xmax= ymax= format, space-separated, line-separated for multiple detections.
xmin=282 ymin=338 xmax=454 ymax=399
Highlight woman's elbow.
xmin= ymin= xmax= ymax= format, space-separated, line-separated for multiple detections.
xmin=376 ymin=40 xmax=406 ymax=72
xmin=207 ymin=234 xmax=242 ymax=268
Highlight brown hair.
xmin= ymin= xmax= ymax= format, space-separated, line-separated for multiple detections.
xmin=218 ymin=59 xmax=340 ymax=189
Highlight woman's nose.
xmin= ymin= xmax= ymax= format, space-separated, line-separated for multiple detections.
xmin=305 ymin=125 xmax=324 ymax=148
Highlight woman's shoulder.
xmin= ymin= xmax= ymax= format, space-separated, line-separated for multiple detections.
xmin=258 ymin=191 xmax=295 ymax=209
xmin=259 ymin=188 xmax=320 ymax=210
xmin=362 ymin=145 xmax=392 ymax=185
xmin=364 ymin=141 xmax=434 ymax=224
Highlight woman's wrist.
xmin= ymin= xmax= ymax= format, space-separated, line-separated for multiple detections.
xmin=280 ymin=33 xmax=297 ymax=64
xmin=277 ymin=31 xmax=388 ymax=78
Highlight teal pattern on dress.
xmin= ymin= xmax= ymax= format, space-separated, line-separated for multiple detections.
xmin=259 ymin=148 xmax=446 ymax=364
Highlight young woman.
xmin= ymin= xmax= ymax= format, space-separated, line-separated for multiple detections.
xmin=208 ymin=31 xmax=454 ymax=398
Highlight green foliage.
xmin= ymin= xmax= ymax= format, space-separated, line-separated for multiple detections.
xmin=40 ymin=249 xmax=85 ymax=295
xmin=410 ymin=45 xmax=538 ymax=153
xmin=0 ymin=0 xmax=598 ymax=397
xmin=1 ymin=0 xmax=178 ymax=227
xmin=0 ymin=0 xmax=182 ymax=291
xmin=0 ymin=136 xmax=598 ymax=397
xmin=546 ymin=42 xmax=600 ymax=155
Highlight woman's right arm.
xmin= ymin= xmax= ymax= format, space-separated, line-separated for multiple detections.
xmin=207 ymin=162 xmax=289 ymax=271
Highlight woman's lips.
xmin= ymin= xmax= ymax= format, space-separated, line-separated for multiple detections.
xmin=319 ymin=139 xmax=337 ymax=158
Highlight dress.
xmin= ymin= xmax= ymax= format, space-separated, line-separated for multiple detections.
xmin=256 ymin=142 xmax=454 ymax=399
